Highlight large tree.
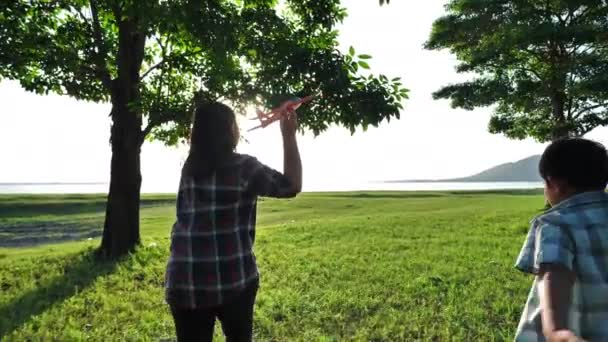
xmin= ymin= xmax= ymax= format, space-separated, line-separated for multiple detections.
xmin=425 ymin=0 xmax=608 ymax=141
xmin=0 ymin=0 xmax=408 ymax=257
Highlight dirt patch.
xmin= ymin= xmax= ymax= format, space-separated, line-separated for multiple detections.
xmin=0 ymin=222 xmax=102 ymax=247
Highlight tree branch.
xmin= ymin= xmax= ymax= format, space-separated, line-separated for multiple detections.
xmin=570 ymin=5 xmax=604 ymax=25
xmin=73 ymin=6 xmax=113 ymax=91
xmin=523 ymin=47 xmax=547 ymax=62
xmin=140 ymin=46 xmax=204 ymax=81
xmin=575 ymin=45 xmax=594 ymax=55
xmin=75 ymin=6 xmax=90 ymax=25
xmin=579 ymin=127 xmax=593 ymax=137
xmin=140 ymin=37 xmax=169 ymax=81
xmin=565 ymin=5 xmax=575 ymax=24
xmin=140 ymin=61 xmax=166 ymax=80
xmin=89 ymin=0 xmax=112 ymax=90
xmin=518 ymin=67 xmax=544 ymax=81
xmin=141 ymin=38 xmax=170 ymax=143
xmin=142 ymin=36 xmax=169 ymax=81
xmin=109 ymin=0 xmax=122 ymax=21
xmin=566 ymin=96 xmax=574 ymax=119
xmin=574 ymin=102 xmax=607 ymax=118
xmin=486 ymin=61 xmax=544 ymax=81
xmin=574 ymin=6 xmax=593 ymax=23
xmin=141 ymin=120 xmax=158 ymax=140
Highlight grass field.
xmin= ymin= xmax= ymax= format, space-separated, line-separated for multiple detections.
xmin=0 ymin=191 xmax=545 ymax=341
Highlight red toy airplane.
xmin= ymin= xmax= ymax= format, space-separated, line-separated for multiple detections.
xmin=248 ymin=95 xmax=315 ymax=131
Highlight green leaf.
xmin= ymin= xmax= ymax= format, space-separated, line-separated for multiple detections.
xmin=358 ymin=61 xmax=370 ymax=69
xmin=348 ymin=46 xmax=355 ymax=56
xmin=358 ymin=54 xmax=372 ymax=59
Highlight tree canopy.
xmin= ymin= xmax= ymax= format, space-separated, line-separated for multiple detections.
xmin=426 ymin=0 xmax=608 ymax=141
xmin=1 ymin=0 xmax=408 ymax=141
xmin=0 ymin=0 xmax=408 ymax=256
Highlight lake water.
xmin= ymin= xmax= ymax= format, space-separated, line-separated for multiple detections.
xmin=0 ymin=181 xmax=543 ymax=194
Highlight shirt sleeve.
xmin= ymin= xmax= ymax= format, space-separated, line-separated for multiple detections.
xmin=246 ymin=157 xmax=296 ymax=198
xmin=515 ymin=222 xmax=537 ymax=274
xmin=533 ymin=220 xmax=575 ymax=272
xmin=515 ymin=218 xmax=575 ymax=274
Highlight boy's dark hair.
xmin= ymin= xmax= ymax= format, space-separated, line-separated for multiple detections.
xmin=539 ymin=138 xmax=608 ymax=190
xmin=182 ymin=102 xmax=239 ymax=178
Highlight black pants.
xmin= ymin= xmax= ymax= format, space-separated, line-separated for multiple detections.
xmin=170 ymin=282 xmax=259 ymax=342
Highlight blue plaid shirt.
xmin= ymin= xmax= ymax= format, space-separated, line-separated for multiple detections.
xmin=165 ymin=153 xmax=296 ymax=308
xmin=515 ymin=191 xmax=608 ymax=341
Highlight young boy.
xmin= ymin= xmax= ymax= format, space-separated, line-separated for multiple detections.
xmin=515 ymin=138 xmax=608 ymax=342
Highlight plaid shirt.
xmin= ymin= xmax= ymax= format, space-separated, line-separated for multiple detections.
xmin=515 ymin=191 xmax=608 ymax=341
xmin=165 ymin=153 xmax=296 ymax=308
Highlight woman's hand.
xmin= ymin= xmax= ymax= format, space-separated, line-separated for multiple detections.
xmin=280 ymin=112 xmax=298 ymax=137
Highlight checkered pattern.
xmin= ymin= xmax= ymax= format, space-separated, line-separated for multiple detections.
xmin=165 ymin=154 xmax=296 ymax=308
xmin=515 ymin=191 xmax=608 ymax=341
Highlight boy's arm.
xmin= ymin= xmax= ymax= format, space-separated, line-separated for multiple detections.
xmin=539 ymin=264 xmax=583 ymax=342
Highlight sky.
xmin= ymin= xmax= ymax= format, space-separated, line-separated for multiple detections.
xmin=2 ymin=0 xmax=607 ymax=191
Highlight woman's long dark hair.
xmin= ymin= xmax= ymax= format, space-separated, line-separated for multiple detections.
xmin=182 ymin=102 xmax=239 ymax=178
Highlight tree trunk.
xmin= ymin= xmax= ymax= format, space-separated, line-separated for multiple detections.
xmin=98 ymin=19 xmax=146 ymax=258
xmin=550 ymin=73 xmax=569 ymax=140
xmin=542 ymin=89 xmax=569 ymax=210
xmin=99 ymin=106 xmax=143 ymax=258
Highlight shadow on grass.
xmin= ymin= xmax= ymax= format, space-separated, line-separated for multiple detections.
xmin=0 ymin=250 xmax=118 ymax=338
xmin=0 ymin=222 xmax=103 ymax=248
xmin=0 ymin=196 xmax=175 ymax=219
xmin=0 ymin=199 xmax=107 ymax=218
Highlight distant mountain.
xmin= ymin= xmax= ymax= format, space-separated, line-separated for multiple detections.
xmin=445 ymin=155 xmax=542 ymax=182
xmin=385 ymin=155 xmax=543 ymax=183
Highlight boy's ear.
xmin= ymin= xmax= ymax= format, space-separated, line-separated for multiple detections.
xmin=546 ymin=176 xmax=567 ymax=192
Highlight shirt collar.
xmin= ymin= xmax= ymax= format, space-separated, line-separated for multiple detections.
xmin=549 ymin=191 xmax=608 ymax=212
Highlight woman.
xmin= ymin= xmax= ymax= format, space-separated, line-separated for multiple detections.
xmin=165 ymin=101 xmax=302 ymax=342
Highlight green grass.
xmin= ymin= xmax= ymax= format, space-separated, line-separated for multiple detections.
xmin=0 ymin=191 xmax=544 ymax=341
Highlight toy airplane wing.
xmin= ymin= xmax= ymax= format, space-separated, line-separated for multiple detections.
xmin=247 ymin=94 xmax=317 ymax=132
